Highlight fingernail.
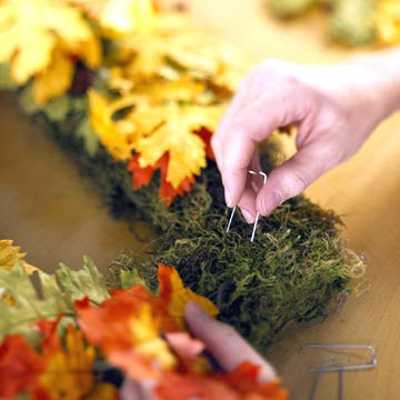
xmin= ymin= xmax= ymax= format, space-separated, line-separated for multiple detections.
xmin=241 ymin=209 xmax=255 ymax=224
xmin=225 ymin=188 xmax=234 ymax=208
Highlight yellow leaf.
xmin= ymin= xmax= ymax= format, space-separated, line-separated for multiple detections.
xmin=134 ymin=102 xmax=223 ymax=188
xmin=0 ymin=239 xmax=38 ymax=274
xmin=376 ymin=0 xmax=400 ymax=45
xmin=40 ymin=325 xmax=96 ymax=400
xmin=0 ymin=0 xmax=101 ymax=86
xmin=86 ymin=383 xmax=119 ymax=400
xmin=115 ymin=12 xmax=248 ymax=88
xmin=68 ymin=0 xmax=156 ymax=38
xmin=129 ymin=303 xmax=176 ymax=370
xmin=158 ymin=264 xmax=218 ymax=327
xmin=33 ymin=48 xmax=75 ymax=105
xmin=88 ymin=90 xmax=139 ymax=160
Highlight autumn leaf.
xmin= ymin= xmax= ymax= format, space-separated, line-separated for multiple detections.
xmin=134 ymin=102 xmax=222 ymax=188
xmin=32 ymin=47 xmax=75 ymax=105
xmin=156 ymin=364 xmax=288 ymax=400
xmin=0 ymin=335 xmax=44 ymax=399
xmin=39 ymin=324 xmax=96 ymax=400
xmin=0 ymin=239 xmax=37 ymax=274
xmin=128 ymin=154 xmax=194 ymax=205
xmin=376 ymin=0 xmax=400 ymax=45
xmin=76 ymin=285 xmax=177 ymax=381
xmin=222 ymin=362 xmax=288 ymax=400
xmin=0 ymin=0 xmax=101 ymax=101
xmin=88 ymin=90 xmax=139 ymax=160
xmin=68 ymin=0 xmax=156 ymax=38
xmin=157 ymin=264 xmax=218 ymax=327
xmin=128 ymin=154 xmax=155 ymax=190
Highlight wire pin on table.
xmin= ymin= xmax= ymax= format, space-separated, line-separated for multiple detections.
xmin=306 ymin=343 xmax=377 ymax=400
xmin=226 ymin=170 xmax=267 ymax=242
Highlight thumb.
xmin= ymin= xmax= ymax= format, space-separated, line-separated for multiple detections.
xmin=184 ymin=302 xmax=276 ymax=383
xmin=256 ymin=146 xmax=331 ymax=216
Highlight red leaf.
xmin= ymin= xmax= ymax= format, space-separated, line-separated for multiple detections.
xmin=157 ymin=154 xmax=194 ymax=206
xmin=195 ymin=127 xmax=214 ymax=160
xmin=128 ymin=154 xmax=155 ymax=189
xmin=0 ymin=335 xmax=43 ymax=399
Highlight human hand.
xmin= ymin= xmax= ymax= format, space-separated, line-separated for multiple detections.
xmin=120 ymin=302 xmax=276 ymax=399
xmin=212 ymin=58 xmax=394 ymax=222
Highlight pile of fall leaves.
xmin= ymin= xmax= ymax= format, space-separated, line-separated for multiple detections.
xmin=0 ymin=240 xmax=288 ymax=399
xmin=0 ymin=0 xmax=244 ymax=205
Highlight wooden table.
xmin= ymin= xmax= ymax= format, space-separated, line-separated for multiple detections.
xmin=1 ymin=1 xmax=399 ymax=398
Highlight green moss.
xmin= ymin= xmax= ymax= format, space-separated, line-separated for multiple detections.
xmin=31 ymin=97 xmax=363 ymax=351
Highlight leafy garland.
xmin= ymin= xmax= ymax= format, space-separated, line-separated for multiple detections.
xmin=0 ymin=240 xmax=288 ymax=399
xmin=0 ymin=0 xmax=366 ymax=396
xmin=268 ymin=0 xmax=400 ymax=47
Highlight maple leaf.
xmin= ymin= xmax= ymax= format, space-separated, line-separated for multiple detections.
xmin=156 ymin=363 xmax=288 ymax=400
xmin=76 ymin=285 xmax=177 ymax=381
xmin=68 ymin=0 xmax=156 ymax=38
xmin=0 ymin=334 xmax=44 ymax=399
xmin=128 ymin=154 xmax=194 ymax=205
xmin=0 ymin=254 xmax=109 ymax=339
xmin=0 ymin=0 xmax=101 ymax=101
xmin=88 ymin=90 xmax=139 ymax=160
xmin=157 ymin=264 xmax=218 ymax=327
xmin=133 ymin=102 xmax=223 ymax=188
xmin=32 ymin=47 xmax=75 ymax=105
xmin=39 ymin=324 xmax=96 ymax=400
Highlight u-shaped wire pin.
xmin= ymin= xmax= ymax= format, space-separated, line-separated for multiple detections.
xmin=226 ymin=170 xmax=268 ymax=242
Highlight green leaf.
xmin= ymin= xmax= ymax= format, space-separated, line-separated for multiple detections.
xmin=77 ymin=118 xmax=100 ymax=157
xmin=120 ymin=269 xmax=147 ymax=289
xmin=0 ymin=64 xmax=17 ymax=90
xmin=0 ymin=263 xmax=71 ymax=339
xmin=56 ymin=256 xmax=110 ymax=305
xmin=41 ymin=96 xmax=70 ymax=122
xmin=0 ymin=257 xmax=109 ymax=340
xmin=18 ymin=86 xmax=41 ymax=115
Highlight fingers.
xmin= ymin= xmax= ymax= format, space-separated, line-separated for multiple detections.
xmin=237 ymin=154 xmax=261 ymax=223
xmin=120 ymin=380 xmax=146 ymax=400
xmin=212 ymin=75 xmax=312 ymax=209
xmin=256 ymin=145 xmax=332 ymax=216
xmin=185 ymin=302 xmax=276 ymax=383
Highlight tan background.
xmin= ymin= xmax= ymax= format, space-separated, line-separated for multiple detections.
xmin=1 ymin=1 xmax=400 ymax=398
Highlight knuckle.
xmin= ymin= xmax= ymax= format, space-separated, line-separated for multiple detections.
xmin=281 ymin=171 xmax=309 ymax=198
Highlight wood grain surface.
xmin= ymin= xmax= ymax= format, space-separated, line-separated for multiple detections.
xmin=1 ymin=1 xmax=399 ymax=398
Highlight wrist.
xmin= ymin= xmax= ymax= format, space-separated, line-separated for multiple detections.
xmin=348 ymin=49 xmax=400 ymax=120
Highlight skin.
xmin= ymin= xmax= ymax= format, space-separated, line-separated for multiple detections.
xmin=212 ymin=49 xmax=400 ymax=222
xmin=121 ymin=302 xmax=276 ymax=399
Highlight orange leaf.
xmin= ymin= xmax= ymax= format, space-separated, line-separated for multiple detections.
xmin=156 ymin=363 xmax=288 ymax=400
xmin=0 ymin=335 xmax=43 ymax=399
xmin=156 ymin=372 xmax=238 ymax=400
xmin=222 ymin=362 xmax=288 ymax=400
xmin=76 ymin=286 xmax=177 ymax=381
xmin=157 ymin=264 xmax=218 ymax=327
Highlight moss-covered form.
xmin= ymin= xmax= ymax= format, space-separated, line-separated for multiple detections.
xmin=26 ymin=95 xmax=364 ymax=351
